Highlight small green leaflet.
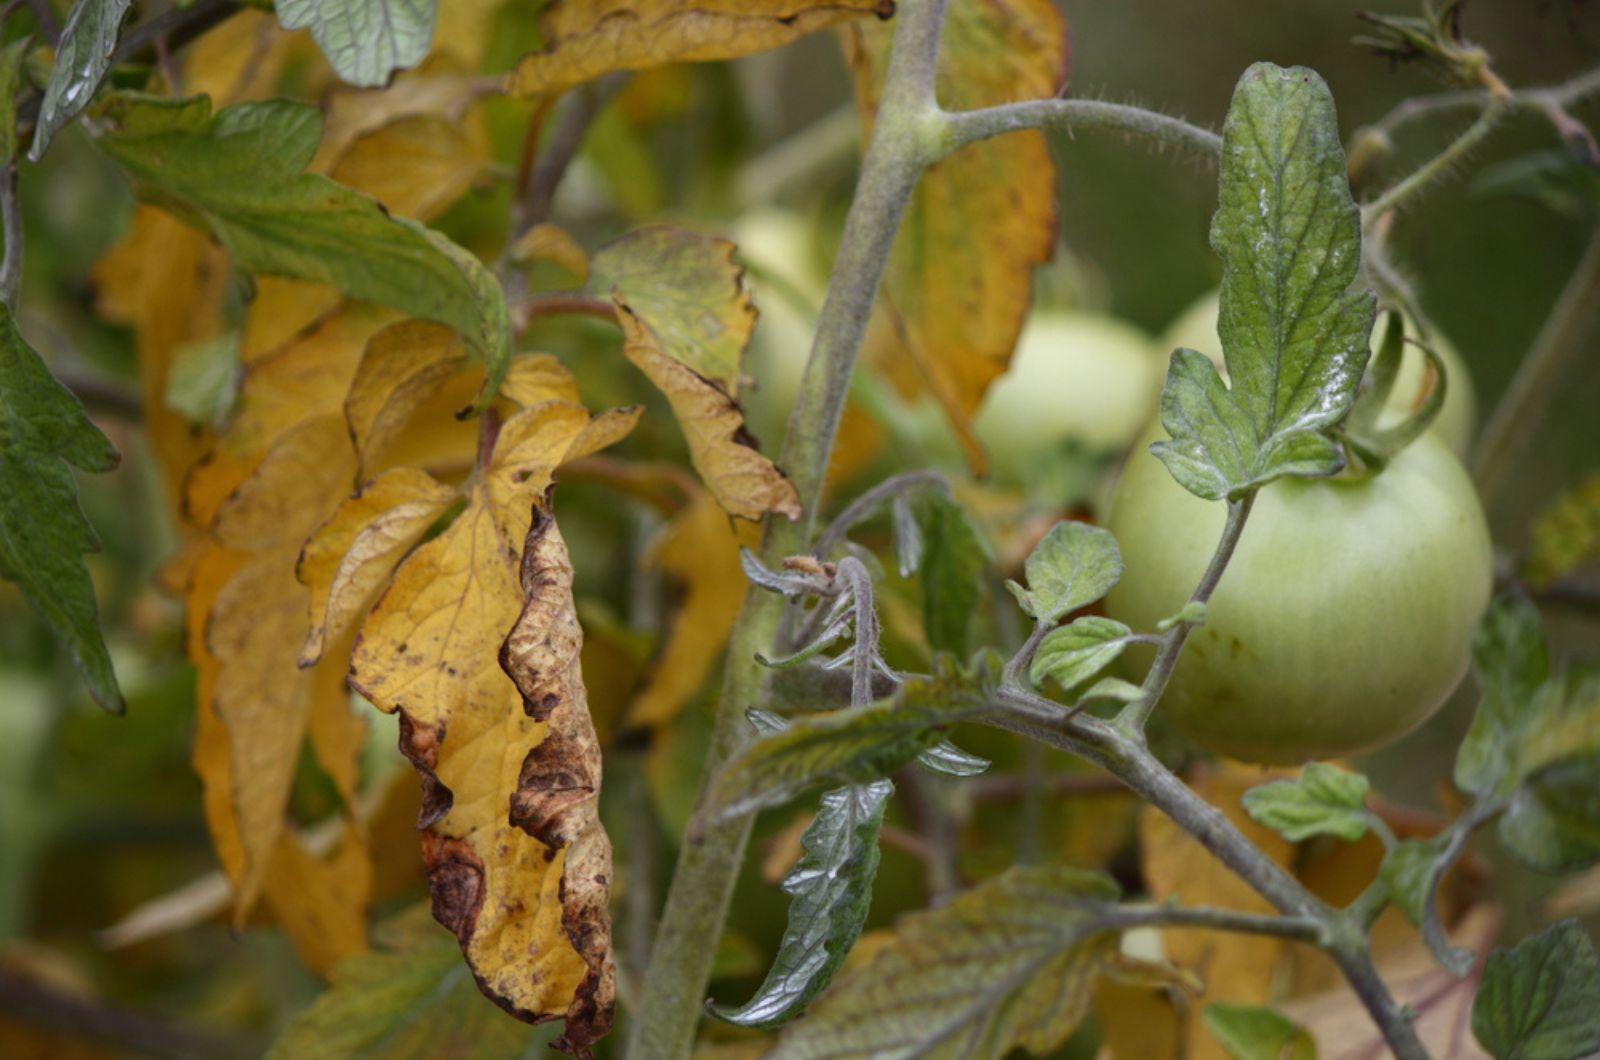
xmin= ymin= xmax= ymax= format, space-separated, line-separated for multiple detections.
xmin=916 ymin=738 xmax=990 ymax=777
xmin=276 ymin=0 xmax=438 ymax=88
xmin=0 ymin=307 xmax=122 ymax=713
xmin=1471 ymin=920 xmax=1600 ymax=1060
xmin=767 ymin=866 xmax=1123 ymax=1060
xmin=919 ymin=493 xmax=988 ymax=656
xmin=93 ymin=94 xmax=510 ymax=410
xmin=699 ymin=654 xmax=997 ymax=828
xmin=1029 ymin=615 xmax=1130 ymax=690
xmin=1242 ymin=763 xmax=1372 ymax=842
xmin=1006 ymin=521 xmax=1122 ymax=624
xmin=1379 ymin=836 xmax=1472 ymax=976
xmin=1204 ymin=1003 xmax=1316 ymax=1060
xmin=1153 ymin=62 xmax=1374 ymax=501
xmin=1456 ymin=596 xmax=1600 ymax=872
xmin=1523 ymin=472 xmax=1600 ymax=588
xmin=29 ymin=0 xmax=131 ymax=162
xmin=712 ymin=779 xmax=892 ymax=1029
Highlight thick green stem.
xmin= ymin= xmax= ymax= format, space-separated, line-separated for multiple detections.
xmin=1472 ymin=224 xmax=1600 ymax=509
xmin=626 ymin=2 xmax=949 ymax=1055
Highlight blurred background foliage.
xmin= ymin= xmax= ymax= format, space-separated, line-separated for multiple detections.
xmin=2 ymin=0 xmax=1598 ymax=1056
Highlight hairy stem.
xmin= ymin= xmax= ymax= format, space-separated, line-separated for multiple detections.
xmin=0 ymin=163 xmax=20 ymax=312
xmin=1473 ymin=223 xmax=1600 ymax=509
xmin=1117 ymin=494 xmax=1254 ymax=731
xmin=627 ymin=2 xmax=950 ymax=1055
xmin=941 ymin=97 xmax=1222 ymax=160
xmin=1363 ymin=98 xmax=1508 ymax=221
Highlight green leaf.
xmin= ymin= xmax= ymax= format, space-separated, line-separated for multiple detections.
xmin=1080 ymin=677 xmax=1144 ymax=704
xmin=916 ymin=739 xmax=990 ymax=777
xmin=1343 ymin=309 xmax=1447 ymax=468
xmin=767 ymin=865 xmax=1122 ymax=1060
xmin=275 ymin=0 xmax=437 ymax=88
xmin=28 ymin=0 xmax=131 ymax=161
xmin=0 ymin=306 xmax=121 ymax=713
xmin=266 ymin=905 xmax=550 ymax=1059
xmin=1029 ymin=615 xmax=1131 ymax=690
xmin=1379 ymin=837 xmax=1472 ymax=976
xmin=1456 ymin=594 xmax=1554 ymax=800
xmin=712 ymin=779 xmax=892 ymax=1029
xmin=1006 ymin=521 xmax=1123 ymax=624
xmin=1523 ymin=473 xmax=1600 ymax=588
xmin=0 ymin=39 xmax=31 ymax=167
xmin=1242 ymin=763 xmax=1371 ymax=842
xmin=1498 ymin=748 xmax=1600 ymax=873
xmin=701 ymin=654 xmax=998 ymax=827
xmin=919 ymin=493 xmax=989 ymax=656
xmin=1471 ymin=920 xmax=1600 ymax=1060
xmin=165 ymin=331 xmax=241 ymax=429
xmin=1156 ymin=600 xmax=1207 ymax=632
xmin=1152 ymin=62 xmax=1374 ymax=501
xmin=1204 ymin=1003 xmax=1316 ymax=1060
xmin=94 ymin=94 xmax=510 ymax=408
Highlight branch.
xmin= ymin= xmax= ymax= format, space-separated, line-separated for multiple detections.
xmin=1109 ymin=903 xmax=1324 ymax=944
xmin=811 ymin=468 xmax=949 ymax=558
xmin=1362 ymin=98 xmax=1508 ymax=221
xmin=1116 ymin=494 xmax=1255 ymax=731
xmin=0 ymin=163 xmax=20 ymax=311
xmin=940 ymin=97 xmax=1222 ymax=161
xmin=514 ymin=72 xmax=629 ymax=236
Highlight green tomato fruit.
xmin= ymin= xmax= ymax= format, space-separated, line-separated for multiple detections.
xmin=1158 ymin=289 xmax=1477 ymax=455
xmin=1105 ymin=426 xmax=1493 ymax=765
xmin=974 ymin=310 xmax=1164 ymax=480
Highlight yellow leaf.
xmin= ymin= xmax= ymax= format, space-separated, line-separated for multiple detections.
xmin=593 ymin=226 xmax=800 ymax=521
xmin=1093 ymin=979 xmax=1184 ymax=1060
xmin=345 ymin=321 xmax=472 ymax=477
xmin=211 ymin=414 xmax=360 ymax=550
xmin=506 ymin=0 xmax=895 ymax=97
xmin=313 ymin=69 xmax=486 ymax=174
xmin=298 ymin=467 xmax=460 ymax=667
xmin=347 ymin=403 xmax=632 ymax=1049
xmin=92 ymin=207 xmax=228 ymax=515
xmin=511 ymin=223 xmax=590 ymax=283
xmin=329 ymin=114 xmax=488 ymax=223
xmin=183 ymin=9 xmax=304 ymax=103
xmin=626 ymin=489 xmax=746 ymax=728
xmin=845 ymin=0 xmax=1066 ymax=470
xmin=262 ymin=827 xmax=373 ymax=977
xmin=502 ymin=352 xmax=585 ymax=409
xmin=1137 ymin=762 xmax=1296 ymax=1060
xmin=239 ymin=278 xmax=345 ymax=366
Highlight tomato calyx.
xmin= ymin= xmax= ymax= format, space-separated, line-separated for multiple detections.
xmin=1340 ymin=307 xmax=1450 ymax=475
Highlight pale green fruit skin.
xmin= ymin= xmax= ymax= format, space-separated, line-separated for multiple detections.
xmin=974 ymin=311 xmax=1164 ymax=479
xmin=1158 ymin=290 xmax=1477 ymax=455
xmin=1105 ymin=426 xmax=1493 ymax=765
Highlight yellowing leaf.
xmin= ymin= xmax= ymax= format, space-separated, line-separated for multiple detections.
xmin=591 ymin=226 xmax=800 ymax=521
xmin=347 ymin=401 xmax=632 ymax=1050
xmin=512 ymin=223 xmax=590 ymax=283
xmin=299 ymin=467 xmax=460 ymax=667
xmin=506 ymin=0 xmax=895 ymax=97
xmin=345 ymin=321 xmax=472 ymax=477
xmin=1138 ymin=763 xmax=1296 ymax=1060
xmin=845 ymin=0 xmax=1065 ymax=469
xmin=211 ymin=414 xmax=361 ymax=551
xmin=261 ymin=826 xmax=373 ymax=977
xmin=92 ymin=206 xmax=229 ymax=515
xmin=329 ymin=114 xmax=488 ymax=223
xmin=183 ymin=9 xmax=306 ymax=103
xmin=626 ymin=489 xmax=746 ymax=728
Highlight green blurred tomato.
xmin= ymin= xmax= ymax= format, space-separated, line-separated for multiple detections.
xmin=1105 ymin=425 xmax=1492 ymax=765
xmin=1158 ymin=289 xmax=1477 ymax=455
xmin=973 ymin=310 xmax=1164 ymax=482
xmin=735 ymin=209 xmax=826 ymax=446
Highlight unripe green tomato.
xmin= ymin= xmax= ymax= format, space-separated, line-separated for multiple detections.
xmin=1158 ymin=290 xmax=1477 ymax=455
xmin=1104 ymin=426 xmax=1493 ymax=765
xmin=973 ymin=310 xmax=1164 ymax=480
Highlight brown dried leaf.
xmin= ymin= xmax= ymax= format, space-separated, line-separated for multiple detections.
xmin=347 ymin=402 xmax=632 ymax=1052
xmin=591 ymin=226 xmax=800 ymax=521
xmin=844 ymin=0 xmax=1066 ymax=470
xmin=506 ymin=0 xmax=895 ymax=97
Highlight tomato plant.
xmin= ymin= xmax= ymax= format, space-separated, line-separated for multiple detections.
xmin=1106 ymin=426 xmax=1493 ymax=764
